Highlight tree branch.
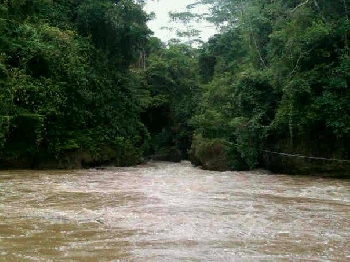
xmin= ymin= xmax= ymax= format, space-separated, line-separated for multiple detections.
xmin=292 ymin=0 xmax=310 ymax=12
xmin=343 ymin=0 xmax=349 ymax=55
xmin=239 ymin=0 xmax=267 ymax=68
xmin=288 ymin=52 xmax=302 ymax=78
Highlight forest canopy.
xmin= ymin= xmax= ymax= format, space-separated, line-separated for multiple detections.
xmin=0 ymin=0 xmax=349 ymax=174
xmin=187 ymin=0 xmax=350 ymax=173
xmin=0 ymin=0 xmax=151 ymax=167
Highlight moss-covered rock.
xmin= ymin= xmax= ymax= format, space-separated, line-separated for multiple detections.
xmin=0 ymin=144 xmax=143 ymax=169
xmin=190 ymin=135 xmax=229 ymax=171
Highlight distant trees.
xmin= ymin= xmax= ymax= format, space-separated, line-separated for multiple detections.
xmin=143 ymin=40 xmax=199 ymax=159
xmin=1 ymin=0 xmax=349 ymax=173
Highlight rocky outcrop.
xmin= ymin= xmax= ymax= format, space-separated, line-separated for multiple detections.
xmin=190 ymin=135 xmax=229 ymax=171
xmin=261 ymin=137 xmax=350 ymax=176
xmin=0 ymin=146 xmax=141 ymax=169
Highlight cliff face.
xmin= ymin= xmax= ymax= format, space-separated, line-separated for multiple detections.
xmin=261 ymin=136 xmax=350 ymax=176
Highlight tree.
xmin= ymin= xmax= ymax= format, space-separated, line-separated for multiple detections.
xmin=0 ymin=0 xmax=151 ymax=168
xmin=189 ymin=0 xmax=350 ymax=173
xmin=143 ymin=42 xmax=200 ymax=159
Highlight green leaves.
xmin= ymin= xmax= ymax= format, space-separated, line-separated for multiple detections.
xmin=142 ymin=43 xmax=199 ymax=157
xmin=0 ymin=0 xmax=151 ymax=166
xmin=188 ymin=0 xmax=350 ymax=171
xmin=76 ymin=0 xmax=149 ymax=68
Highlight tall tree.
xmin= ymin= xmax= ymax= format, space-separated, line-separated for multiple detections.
xmin=0 ymin=0 xmax=151 ymax=168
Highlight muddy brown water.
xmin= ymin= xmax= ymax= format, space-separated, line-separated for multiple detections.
xmin=0 ymin=161 xmax=349 ymax=261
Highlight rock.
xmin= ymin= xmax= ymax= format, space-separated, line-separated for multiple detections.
xmin=190 ymin=135 xmax=229 ymax=171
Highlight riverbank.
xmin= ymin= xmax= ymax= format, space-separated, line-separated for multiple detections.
xmin=1 ymin=152 xmax=349 ymax=179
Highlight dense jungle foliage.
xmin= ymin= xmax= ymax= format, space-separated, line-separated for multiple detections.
xmin=0 ymin=0 xmax=151 ymax=167
xmin=187 ymin=0 xmax=350 ymax=173
xmin=0 ymin=0 xmax=349 ymax=174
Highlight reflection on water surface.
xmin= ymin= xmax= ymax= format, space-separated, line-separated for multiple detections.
xmin=1 ymin=161 xmax=349 ymax=261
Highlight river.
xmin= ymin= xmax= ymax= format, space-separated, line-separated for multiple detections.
xmin=0 ymin=161 xmax=349 ymax=261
